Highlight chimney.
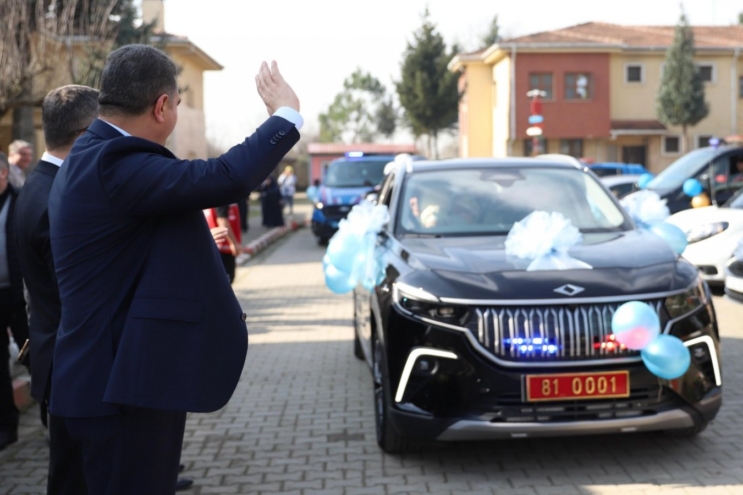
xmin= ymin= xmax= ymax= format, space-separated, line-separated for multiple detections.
xmin=141 ymin=0 xmax=165 ymax=33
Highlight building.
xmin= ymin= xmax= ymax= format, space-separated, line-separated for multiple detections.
xmin=449 ymin=22 xmax=743 ymax=173
xmin=307 ymin=143 xmax=418 ymax=185
xmin=0 ymin=0 xmax=220 ymax=162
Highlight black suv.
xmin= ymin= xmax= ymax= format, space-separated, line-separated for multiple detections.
xmin=353 ymin=158 xmax=722 ymax=453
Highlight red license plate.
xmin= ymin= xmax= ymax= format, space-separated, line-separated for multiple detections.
xmin=525 ymin=371 xmax=630 ymax=402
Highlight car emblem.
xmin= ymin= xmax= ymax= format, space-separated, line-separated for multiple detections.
xmin=553 ymin=284 xmax=585 ymax=297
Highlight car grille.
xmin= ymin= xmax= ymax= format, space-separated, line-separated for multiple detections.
xmin=467 ymin=300 xmax=665 ymax=363
xmin=321 ymin=205 xmax=353 ymax=219
xmin=488 ymin=385 xmax=679 ymax=423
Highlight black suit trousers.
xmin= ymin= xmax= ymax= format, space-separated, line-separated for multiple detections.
xmin=0 ymin=288 xmax=29 ymax=431
xmin=48 ymin=406 xmax=186 ymax=495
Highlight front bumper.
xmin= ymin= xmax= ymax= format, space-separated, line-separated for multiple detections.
xmin=383 ymin=302 xmax=722 ymax=442
xmin=725 ymin=261 xmax=743 ymax=302
xmin=683 ymin=237 xmax=738 ymax=284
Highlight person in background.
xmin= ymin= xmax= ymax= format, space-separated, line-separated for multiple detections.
xmin=278 ymin=165 xmax=297 ymax=215
xmin=0 ymin=152 xmax=29 ymax=451
xmin=260 ymin=175 xmax=285 ymax=227
xmin=7 ymin=140 xmax=33 ymax=189
xmin=204 ymin=204 xmax=242 ymax=284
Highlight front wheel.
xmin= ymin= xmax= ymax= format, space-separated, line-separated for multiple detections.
xmin=372 ymin=335 xmax=405 ymax=453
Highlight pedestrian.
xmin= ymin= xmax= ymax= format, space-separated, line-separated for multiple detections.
xmin=278 ymin=165 xmax=297 ymax=215
xmin=204 ymin=204 xmax=242 ymax=283
xmin=7 ymin=140 xmax=33 ymax=189
xmin=47 ymin=45 xmax=301 ymax=494
xmin=260 ymin=175 xmax=285 ymax=227
xmin=0 ymin=152 xmax=29 ymax=451
xmin=238 ymin=196 xmax=249 ymax=234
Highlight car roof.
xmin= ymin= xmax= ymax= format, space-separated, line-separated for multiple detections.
xmin=599 ymin=174 xmax=642 ymax=186
xmin=406 ymin=157 xmax=584 ymax=173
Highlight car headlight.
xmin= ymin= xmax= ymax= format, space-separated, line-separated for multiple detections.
xmin=665 ymin=277 xmax=707 ymax=319
xmin=393 ymin=282 xmax=469 ymax=325
xmin=315 ymin=202 xmax=324 ymax=210
xmin=685 ymin=222 xmax=729 ymax=243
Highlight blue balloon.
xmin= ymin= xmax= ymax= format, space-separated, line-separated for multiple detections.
xmin=637 ymin=173 xmax=654 ymax=190
xmin=641 ymin=335 xmax=691 ymax=380
xmin=326 ymin=233 xmax=363 ymax=273
xmin=682 ymin=178 xmax=703 ymax=197
xmin=611 ymin=301 xmax=660 ymax=350
xmin=649 ymin=222 xmax=688 ymax=255
xmin=306 ymin=186 xmax=319 ymax=203
xmin=324 ymin=263 xmax=357 ymax=294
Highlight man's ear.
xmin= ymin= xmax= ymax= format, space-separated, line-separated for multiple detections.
xmin=153 ymin=94 xmax=169 ymax=123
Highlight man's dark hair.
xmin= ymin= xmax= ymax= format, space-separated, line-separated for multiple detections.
xmin=42 ymin=85 xmax=100 ymax=150
xmin=98 ymin=44 xmax=178 ymax=117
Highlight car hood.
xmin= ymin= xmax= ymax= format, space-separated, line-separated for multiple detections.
xmin=398 ymin=229 xmax=697 ymax=300
xmin=666 ymin=205 xmax=743 ymax=230
xmin=319 ymin=186 xmax=371 ymax=206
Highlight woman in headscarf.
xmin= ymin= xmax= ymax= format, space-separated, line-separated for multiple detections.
xmin=260 ymin=175 xmax=285 ymax=227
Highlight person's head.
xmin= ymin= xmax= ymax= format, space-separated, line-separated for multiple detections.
xmin=98 ymin=44 xmax=180 ymax=145
xmin=283 ymin=165 xmax=293 ymax=175
xmin=42 ymin=85 xmax=100 ymax=156
xmin=8 ymin=140 xmax=33 ymax=170
xmin=0 ymin=153 xmax=9 ymax=193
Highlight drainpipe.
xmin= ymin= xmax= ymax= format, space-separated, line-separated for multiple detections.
xmin=733 ymin=48 xmax=740 ymax=137
xmin=508 ymin=44 xmax=517 ymax=157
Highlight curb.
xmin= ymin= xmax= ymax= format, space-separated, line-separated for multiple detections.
xmin=238 ymin=220 xmax=303 ymax=265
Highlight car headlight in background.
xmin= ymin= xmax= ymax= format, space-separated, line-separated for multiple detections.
xmin=393 ymin=282 xmax=469 ymax=325
xmin=665 ymin=277 xmax=708 ymax=319
xmin=315 ymin=202 xmax=324 ymax=210
xmin=685 ymin=222 xmax=729 ymax=243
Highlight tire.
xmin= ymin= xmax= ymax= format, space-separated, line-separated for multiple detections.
xmin=354 ymin=329 xmax=364 ymax=360
xmin=665 ymin=420 xmax=708 ymax=437
xmin=372 ymin=335 xmax=405 ymax=453
xmin=317 ymin=236 xmax=329 ymax=246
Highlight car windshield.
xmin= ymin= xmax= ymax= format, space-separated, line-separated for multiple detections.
xmin=398 ymin=167 xmax=631 ymax=236
xmin=646 ymin=148 xmax=718 ymax=192
xmin=724 ymin=188 xmax=743 ymax=209
xmin=324 ymin=159 xmax=388 ymax=188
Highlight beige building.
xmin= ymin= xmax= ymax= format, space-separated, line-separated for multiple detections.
xmin=0 ymin=0 xmax=221 ymax=161
xmin=450 ymin=22 xmax=743 ymax=174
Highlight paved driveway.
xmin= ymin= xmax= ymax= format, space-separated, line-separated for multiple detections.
xmin=1 ymin=228 xmax=742 ymax=494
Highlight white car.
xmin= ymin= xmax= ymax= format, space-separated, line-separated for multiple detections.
xmin=725 ymin=253 xmax=743 ymax=302
xmin=666 ymin=189 xmax=743 ymax=284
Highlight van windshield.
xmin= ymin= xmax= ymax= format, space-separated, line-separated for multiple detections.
xmin=646 ymin=148 xmax=718 ymax=193
xmin=324 ymin=159 xmax=388 ymax=188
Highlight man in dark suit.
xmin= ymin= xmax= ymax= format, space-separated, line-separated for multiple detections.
xmin=47 ymin=44 xmax=300 ymax=494
xmin=0 ymin=152 xmax=29 ymax=451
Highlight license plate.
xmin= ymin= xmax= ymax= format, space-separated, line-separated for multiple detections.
xmin=525 ymin=371 xmax=630 ymax=402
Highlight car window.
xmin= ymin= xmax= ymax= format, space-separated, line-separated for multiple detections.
xmin=591 ymin=168 xmax=618 ymax=178
xmin=724 ymin=185 xmax=743 ymax=209
xmin=397 ymin=167 xmax=630 ymax=237
xmin=324 ymin=159 xmax=388 ymax=188
xmin=709 ymin=152 xmax=743 ymax=195
xmin=647 ymin=148 xmax=718 ymax=193
xmin=610 ymin=182 xmax=635 ymax=199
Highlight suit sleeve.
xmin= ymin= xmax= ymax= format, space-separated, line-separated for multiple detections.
xmin=99 ymin=116 xmax=299 ymax=215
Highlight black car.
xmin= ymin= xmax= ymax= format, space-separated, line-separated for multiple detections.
xmin=353 ymin=158 xmax=722 ymax=453
xmin=643 ymin=145 xmax=743 ymax=213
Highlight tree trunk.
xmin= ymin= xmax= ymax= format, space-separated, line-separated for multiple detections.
xmin=682 ymin=124 xmax=689 ymax=154
xmin=433 ymin=131 xmax=439 ymax=160
xmin=12 ymin=106 xmax=37 ymax=154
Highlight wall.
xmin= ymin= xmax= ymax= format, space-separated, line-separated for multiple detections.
xmin=492 ymin=56 xmax=512 ymax=157
xmin=459 ymin=63 xmax=493 ymax=157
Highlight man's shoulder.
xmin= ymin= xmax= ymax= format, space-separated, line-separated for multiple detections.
xmin=69 ymin=134 xmax=175 ymax=166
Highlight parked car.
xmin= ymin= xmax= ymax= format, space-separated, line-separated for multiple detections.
xmin=725 ymin=247 xmax=743 ymax=302
xmin=311 ymin=154 xmax=410 ymax=245
xmin=589 ymin=162 xmax=648 ymax=177
xmin=642 ymin=146 xmax=743 ymax=213
xmin=600 ymin=174 xmax=642 ymax=199
xmin=666 ymin=188 xmax=743 ymax=284
xmin=354 ymin=158 xmax=721 ymax=453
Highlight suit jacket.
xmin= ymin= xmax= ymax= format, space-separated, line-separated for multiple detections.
xmin=49 ymin=118 xmax=299 ymax=417
xmin=1 ymin=184 xmax=24 ymax=305
xmin=14 ymin=160 xmax=60 ymax=402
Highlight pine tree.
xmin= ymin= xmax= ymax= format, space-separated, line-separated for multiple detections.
xmin=481 ymin=15 xmax=500 ymax=47
xmin=656 ymin=12 xmax=709 ymax=152
xmin=396 ymin=9 xmax=460 ymax=158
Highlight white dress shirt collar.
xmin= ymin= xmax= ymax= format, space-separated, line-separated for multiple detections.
xmin=102 ymin=120 xmax=131 ymax=137
xmin=40 ymin=152 xmax=65 ymax=168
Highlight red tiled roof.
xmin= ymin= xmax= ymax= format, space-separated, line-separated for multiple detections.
xmin=611 ymin=120 xmax=667 ymax=131
xmin=502 ymin=22 xmax=743 ymax=49
xmin=307 ymin=143 xmax=418 ymax=155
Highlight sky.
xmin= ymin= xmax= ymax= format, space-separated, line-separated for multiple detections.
xmin=162 ymin=0 xmax=743 ymax=148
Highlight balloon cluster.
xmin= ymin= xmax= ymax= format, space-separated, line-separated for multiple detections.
xmin=611 ymin=302 xmax=691 ymax=380
xmin=323 ymin=201 xmax=390 ymax=294
xmin=620 ymin=191 xmax=688 ymax=255
xmin=637 ymin=173 xmax=654 ymax=189
xmin=682 ymin=178 xmax=711 ymax=209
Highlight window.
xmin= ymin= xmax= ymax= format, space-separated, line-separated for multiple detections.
xmin=524 ymin=137 xmax=548 ymax=156
xmin=560 ymin=139 xmax=584 ymax=158
xmin=663 ymin=136 xmax=681 ymax=155
xmin=697 ymin=135 xmax=714 ymax=149
xmin=565 ymin=73 xmax=593 ymax=100
xmin=698 ymin=64 xmax=714 ymax=83
xmin=625 ymin=64 xmax=643 ymax=83
xmin=529 ymin=73 xmax=553 ymax=100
